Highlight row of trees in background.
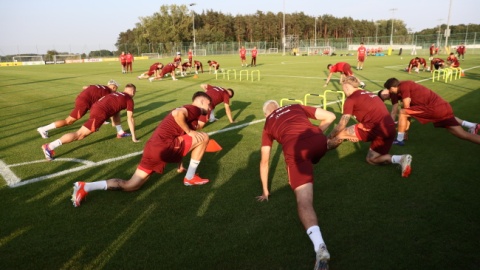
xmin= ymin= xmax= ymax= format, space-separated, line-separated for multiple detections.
xmin=115 ymin=4 xmax=480 ymax=53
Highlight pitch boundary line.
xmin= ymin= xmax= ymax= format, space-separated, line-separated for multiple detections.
xmin=4 ymin=65 xmax=479 ymax=188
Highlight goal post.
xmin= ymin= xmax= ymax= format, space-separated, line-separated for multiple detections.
xmin=53 ymin=54 xmax=82 ymax=64
xmin=141 ymin=53 xmax=160 ymax=59
xmin=308 ymin=46 xmax=335 ymax=56
xmin=268 ymin=48 xmax=279 ymax=54
xmin=12 ymin=55 xmax=45 ymax=65
xmin=194 ymin=49 xmax=207 ymax=56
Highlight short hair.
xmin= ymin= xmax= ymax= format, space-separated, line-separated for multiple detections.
xmin=360 ymin=42 xmax=364 ymax=45
xmin=327 ymin=64 xmax=332 ymax=69
xmin=207 ymin=60 xmax=211 ymax=64
xmin=341 ymin=76 xmax=360 ymax=88
xmin=384 ymin=78 xmax=400 ymax=89
xmin=262 ymin=100 xmax=279 ymax=115
xmin=227 ymin=88 xmax=234 ymax=98
xmin=377 ymin=89 xmax=389 ymax=101
xmin=125 ymin=83 xmax=136 ymax=91
xmin=192 ymin=91 xmax=212 ymax=102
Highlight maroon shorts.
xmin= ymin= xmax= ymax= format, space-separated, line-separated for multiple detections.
xmin=138 ymin=135 xmax=193 ymax=174
xmin=82 ymin=108 xmax=109 ymax=132
xmin=69 ymin=100 xmax=90 ymax=120
xmin=342 ymin=64 xmax=354 ymax=76
xmin=358 ymin=56 xmax=365 ymax=62
xmin=404 ymin=102 xmax=457 ymax=126
xmin=121 ymin=62 xmax=126 ymax=67
xmin=240 ymin=56 xmax=246 ymax=60
xmin=282 ymin=129 xmax=328 ymax=190
xmin=355 ymin=123 xmax=396 ymax=155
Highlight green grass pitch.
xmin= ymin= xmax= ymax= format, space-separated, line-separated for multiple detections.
xmin=0 ymin=53 xmax=479 ymax=269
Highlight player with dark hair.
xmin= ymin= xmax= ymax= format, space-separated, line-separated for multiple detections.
xmin=328 ymin=76 xmax=412 ymax=177
xmin=137 ymin=62 xmax=164 ymax=80
xmin=356 ymin=42 xmax=367 ymax=70
xmin=207 ymin=60 xmax=220 ymax=74
xmin=380 ymin=78 xmax=480 ymax=146
xmin=250 ymin=46 xmax=258 ymax=67
xmin=125 ymin=52 xmax=134 ymax=73
xmin=416 ymin=57 xmax=428 ymax=71
xmin=36 ymin=80 xmax=120 ymax=139
xmin=71 ymin=91 xmax=213 ymax=207
xmin=324 ymin=62 xmax=365 ymax=88
xmin=198 ymin=84 xmax=236 ymax=127
xmin=406 ymin=58 xmax=420 ymax=73
xmin=429 ymin=43 xmax=436 ymax=60
xmin=447 ymin=53 xmax=460 ymax=68
xmin=41 ymin=84 xmax=139 ymax=161
xmin=430 ymin=58 xmax=445 ymax=71
xmin=150 ymin=62 xmax=180 ymax=81
xmin=119 ymin=52 xmax=127 ymax=73
xmin=456 ymin=43 xmax=466 ymax=60
xmin=259 ymin=100 xmax=337 ymax=270
xmin=239 ymin=46 xmax=247 ymax=67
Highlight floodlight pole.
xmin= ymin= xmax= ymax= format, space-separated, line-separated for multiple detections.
xmin=190 ymin=3 xmax=196 ymax=54
xmin=314 ymin=17 xmax=317 ymax=47
xmin=444 ymin=0 xmax=452 ymax=47
xmin=374 ymin=21 xmax=378 ymax=45
xmin=389 ymin=8 xmax=397 ymax=46
xmin=282 ymin=0 xmax=286 ymax=56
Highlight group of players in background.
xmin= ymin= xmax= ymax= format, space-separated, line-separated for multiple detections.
xmin=36 ymin=43 xmax=479 ymax=270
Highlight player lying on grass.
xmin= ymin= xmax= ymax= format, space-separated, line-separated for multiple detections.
xmin=379 ymin=78 xmax=480 ymax=146
xmin=71 ymin=91 xmax=213 ymax=207
xmin=327 ymin=76 xmax=413 ymax=177
xmin=41 ymin=84 xmax=139 ymax=161
xmin=258 ymin=100 xmax=338 ymax=270
xmin=36 ymin=80 xmax=120 ymax=139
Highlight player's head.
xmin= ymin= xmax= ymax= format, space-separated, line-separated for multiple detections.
xmin=192 ymin=91 xmax=212 ymax=114
xmin=384 ymin=78 xmax=400 ymax=92
xmin=207 ymin=60 xmax=211 ymax=64
xmin=262 ymin=100 xmax=279 ymax=117
xmin=124 ymin=83 xmax=137 ymax=97
xmin=341 ymin=76 xmax=360 ymax=88
xmin=227 ymin=88 xmax=234 ymax=98
xmin=107 ymin=79 xmax=120 ymax=91
xmin=377 ymin=89 xmax=390 ymax=101
xmin=360 ymin=42 xmax=364 ymax=45
xmin=327 ymin=64 xmax=332 ymax=70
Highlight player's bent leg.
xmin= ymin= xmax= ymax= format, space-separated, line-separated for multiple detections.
xmin=365 ymin=149 xmax=391 ymax=165
xmin=106 ymin=169 xmax=151 ymax=191
xmin=336 ymin=125 xmax=360 ymax=142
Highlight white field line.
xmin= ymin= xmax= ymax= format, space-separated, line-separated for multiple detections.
xmin=4 ymin=65 xmax=479 ymax=188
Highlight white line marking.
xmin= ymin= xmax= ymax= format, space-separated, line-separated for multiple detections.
xmin=6 ymin=65 xmax=479 ymax=188
xmin=0 ymin=160 xmax=21 ymax=186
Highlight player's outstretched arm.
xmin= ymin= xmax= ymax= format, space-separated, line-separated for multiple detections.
xmin=126 ymin=111 xmax=140 ymax=142
xmin=224 ymin=103 xmax=236 ymax=123
xmin=257 ymin=146 xmax=271 ymax=202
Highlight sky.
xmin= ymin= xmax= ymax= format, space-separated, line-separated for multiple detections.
xmin=1 ymin=0 xmax=478 ymax=55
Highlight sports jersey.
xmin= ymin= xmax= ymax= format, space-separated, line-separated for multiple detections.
xmin=395 ymin=81 xmax=447 ymax=108
xmin=343 ymin=90 xmax=394 ymax=131
xmin=204 ymin=85 xmax=230 ymax=109
xmin=119 ymin=54 xmax=126 ymax=63
xmin=447 ymin=55 xmax=460 ymax=67
xmin=76 ymin=85 xmax=113 ymax=108
xmin=357 ymin=46 xmax=366 ymax=57
xmin=251 ymin=49 xmax=258 ymax=57
xmin=125 ymin=53 xmax=133 ymax=63
xmin=329 ymin=62 xmax=353 ymax=75
xmin=239 ymin=48 xmax=246 ymax=58
xmin=160 ymin=63 xmax=177 ymax=76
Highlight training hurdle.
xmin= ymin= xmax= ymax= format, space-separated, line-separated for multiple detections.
xmin=227 ymin=69 xmax=237 ymax=80
xmin=304 ymin=90 xmax=345 ymax=113
xmin=251 ymin=70 xmax=260 ymax=81
xmin=215 ymin=71 xmax=226 ymax=80
xmin=432 ymin=68 xmax=453 ymax=83
xmin=280 ymin=98 xmax=304 ymax=106
xmin=239 ymin=70 xmax=249 ymax=81
xmin=450 ymin=67 xmax=463 ymax=80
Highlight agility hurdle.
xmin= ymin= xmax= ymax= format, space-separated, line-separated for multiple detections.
xmin=432 ymin=68 xmax=453 ymax=83
xmin=450 ymin=67 xmax=463 ymax=80
xmin=304 ymin=90 xmax=345 ymax=113
xmin=251 ymin=70 xmax=260 ymax=81
xmin=227 ymin=69 xmax=237 ymax=80
xmin=239 ymin=70 xmax=249 ymax=81
xmin=215 ymin=71 xmax=226 ymax=80
xmin=280 ymin=98 xmax=303 ymax=106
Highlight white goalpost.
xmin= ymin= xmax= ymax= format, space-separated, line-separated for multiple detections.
xmin=268 ymin=48 xmax=279 ymax=54
xmin=53 ymin=54 xmax=82 ymax=64
xmin=141 ymin=53 xmax=161 ymax=59
xmin=194 ymin=49 xmax=207 ymax=56
xmin=12 ymin=55 xmax=45 ymax=65
xmin=308 ymin=46 xmax=335 ymax=56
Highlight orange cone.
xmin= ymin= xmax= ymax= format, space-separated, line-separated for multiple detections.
xmin=193 ymin=74 xmax=199 ymax=79
xmin=461 ymin=71 xmax=465 ymax=77
xmin=206 ymin=139 xmax=222 ymax=152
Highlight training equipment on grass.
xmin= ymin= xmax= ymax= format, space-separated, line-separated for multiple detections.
xmin=280 ymin=98 xmax=303 ymax=106
xmin=206 ymin=139 xmax=222 ymax=152
xmin=304 ymin=90 xmax=346 ymax=113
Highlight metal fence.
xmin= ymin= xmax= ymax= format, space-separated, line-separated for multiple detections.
xmin=1 ymin=32 xmax=478 ymax=62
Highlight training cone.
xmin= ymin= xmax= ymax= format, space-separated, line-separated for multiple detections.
xmin=461 ymin=71 xmax=465 ymax=77
xmin=193 ymin=75 xmax=198 ymax=79
xmin=206 ymin=139 xmax=222 ymax=152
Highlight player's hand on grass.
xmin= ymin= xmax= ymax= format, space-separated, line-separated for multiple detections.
xmin=132 ymin=138 xmax=140 ymax=143
xmin=323 ymin=84 xmax=328 ymax=87
xmin=256 ymin=193 xmax=269 ymax=202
